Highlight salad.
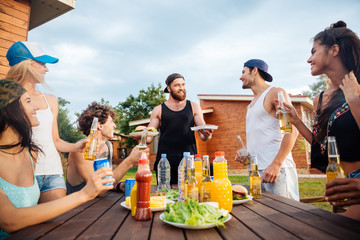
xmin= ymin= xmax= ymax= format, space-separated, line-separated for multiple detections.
xmin=163 ymin=198 xmax=229 ymax=228
xmin=151 ymin=189 xmax=179 ymax=200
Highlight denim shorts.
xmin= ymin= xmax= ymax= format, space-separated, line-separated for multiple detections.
xmin=36 ymin=174 xmax=66 ymax=192
xmin=253 ymin=167 xmax=299 ymax=201
xmin=347 ymin=168 xmax=360 ymax=178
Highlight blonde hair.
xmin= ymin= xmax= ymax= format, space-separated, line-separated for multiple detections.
xmin=6 ymin=59 xmax=48 ymax=88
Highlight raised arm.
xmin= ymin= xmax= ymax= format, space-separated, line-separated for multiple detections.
xmin=47 ymin=94 xmax=87 ymax=153
xmin=146 ymin=105 xmax=161 ymax=144
xmin=339 ymin=71 xmax=360 ymax=129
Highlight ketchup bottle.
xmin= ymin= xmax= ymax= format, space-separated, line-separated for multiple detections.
xmin=134 ymin=152 xmax=152 ymax=221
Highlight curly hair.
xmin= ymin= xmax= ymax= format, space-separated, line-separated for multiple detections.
xmin=77 ymin=102 xmax=115 ymax=136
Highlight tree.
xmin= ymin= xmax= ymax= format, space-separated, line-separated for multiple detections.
xmin=57 ymin=97 xmax=85 ymax=145
xmin=302 ymin=75 xmax=328 ymax=99
xmin=115 ymin=83 xmax=166 ymax=148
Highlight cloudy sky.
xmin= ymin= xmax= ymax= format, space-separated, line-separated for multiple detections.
xmin=29 ymin=0 xmax=360 ymax=121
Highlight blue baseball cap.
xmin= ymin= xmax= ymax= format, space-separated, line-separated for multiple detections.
xmin=244 ymin=59 xmax=273 ymax=82
xmin=6 ymin=41 xmax=59 ymax=66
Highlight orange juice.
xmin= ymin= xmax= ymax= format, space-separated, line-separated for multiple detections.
xmin=194 ymin=156 xmax=203 ymax=185
xmin=211 ymin=152 xmax=232 ymax=212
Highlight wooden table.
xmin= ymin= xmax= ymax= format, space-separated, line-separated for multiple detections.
xmin=8 ymin=188 xmax=360 ymax=240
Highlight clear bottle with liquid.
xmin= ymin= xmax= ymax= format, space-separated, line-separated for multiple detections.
xmin=157 ymin=153 xmax=171 ymax=191
xmin=178 ymin=152 xmax=190 ymax=202
xmin=185 ymin=155 xmax=199 ymax=202
xmin=326 ymin=136 xmax=346 ymax=182
xmin=211 ymin=151 xmax=233 ymax=212
xmin=84 ymin=117 xmax=98 ymax=160
xmin=278 ymin=91 xmax=292 ymax=134
xmin=200 ymin=155 xmax=212 ymax=202
xmin=250 ymin=155 xmax=262 ymax=199
xmin=236 ymin=135 xmax=250 ymax=166
xmin=194 ymin=154 xmax=203 ymax=186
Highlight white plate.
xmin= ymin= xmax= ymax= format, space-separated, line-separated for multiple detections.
xmin=190 ymin=125 xmax=218 ymax=131
xmin=120 ymin=200 xmax=173 ymax=212
xmin=159 ymin=212 xmax=231 ymax=229
xmin=129 ymin=131 xmax=159 ymax=137
xmin=233 ymin=195 xmax=253 ymax=205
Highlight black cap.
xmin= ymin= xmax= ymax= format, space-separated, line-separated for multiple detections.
xmin=164 ymin=73 xmax=185 ymax=93
xmin=244 ymin=59 xmax=273 ymax=82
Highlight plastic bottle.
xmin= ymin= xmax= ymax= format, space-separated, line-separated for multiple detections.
xmin=200 ymin=155 xmax=212 ymax=202
xmin=194 ymin=154 xmax=203 ymax=186
xmin=178 ymin=152 xmax=190 ymax=202
xmin=211 ymin=151 xmax=233 ymax=212
xmin=278 ymin=91 xmax=292 ymax=133
xmin=84 ymin=117 xmax=98 ymax=160
xmin=130 ymin=182 xmax=137 ymax=216
xmin=326 ymin=136 xmax=345 ymax=182
xmin=250 ymin=155 xmax=261 ymax=199
xmin=185 ymin=155 xmax=199 ymax=202
xmin=135 ymin=152 xmax=152 ymax=221
xmin=157 ymin=153 xmax=171 ymax=191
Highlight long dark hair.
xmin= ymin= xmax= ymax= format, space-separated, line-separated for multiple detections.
xmin=0 ymin=98 xmax=41 ymax=155
xmin=314 ymin=21 xmax=360 ymax=140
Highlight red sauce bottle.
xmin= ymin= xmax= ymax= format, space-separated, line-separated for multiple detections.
xmin=134 ymin=154 xmax=152 ymax=221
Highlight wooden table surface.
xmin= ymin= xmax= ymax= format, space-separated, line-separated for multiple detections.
xmin=8 ymin=186 xmax=360 ymax=240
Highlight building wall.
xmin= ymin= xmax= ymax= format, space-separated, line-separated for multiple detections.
xmin=0 ymin=0 xmax=30 ymax=78
xmin=197 ymin=98 xmax=313 ymax=174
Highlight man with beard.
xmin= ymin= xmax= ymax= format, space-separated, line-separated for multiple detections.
xmin=235 ymin=59 xmax=299 ymax=200
xmin=147 ymin=73 xmax=213 ymax=184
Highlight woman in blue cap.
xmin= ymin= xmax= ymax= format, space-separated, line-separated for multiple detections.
xmin=5 ymin=42 xmax=88 ymax=203
xmin=0 ymin=79 xmax=114 ymax=239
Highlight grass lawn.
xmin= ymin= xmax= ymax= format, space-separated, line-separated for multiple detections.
xmin=121 ymin=168 xmax=333 ymax=212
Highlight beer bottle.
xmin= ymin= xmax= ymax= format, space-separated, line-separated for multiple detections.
xmin=185 ymin=155 xmax=199 ymax=202
xmin=84 ymin=117 xmax=98 ymax=160
xmin=278 ymin=91 xmax=292 ymax=134
xmin=326 ymin=136 xmax=345 ymax=182
xmin=200 ymin=155 xmax=212 ymax=202
xmin=250 ymin=155 xmax=261 ymax=199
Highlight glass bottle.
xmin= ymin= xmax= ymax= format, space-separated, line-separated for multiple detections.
xmin=84 ymin=117 xmax=98 ymax=160
xmin=185 ymin=155 xmax=199 ymax=202
xmin=250 ymin=155 xmax=261 ymax=199
xmin=200 ymin=155 xmax=212 ymax=202
xmin=278 ymin=91 xmax=292 ymax=134
xmin=236 ymin=135 xmax=250 ymax=166
xmin=211 ymin=151 xmax=233 ymax=212
xmin=178 ymin=152 xmax=190 ymax=202
xmin=326 ymin=136 xmax=346 ymax=182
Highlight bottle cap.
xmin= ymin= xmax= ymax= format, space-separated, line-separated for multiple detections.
xmin=195 ymin=154 xmax=201 ymax=158
xmin=215 ymin=151 xmax=225 ymax=157
xmin=183 ymin=152 xmax=190 ymax=157
xmin=161 ymin=153 xmax=167 ymax=158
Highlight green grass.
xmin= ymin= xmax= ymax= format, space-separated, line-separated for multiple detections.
xmin=122 ymin=170 xmax=332 ymax=212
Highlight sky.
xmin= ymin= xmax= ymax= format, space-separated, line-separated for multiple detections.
xmin=29 ymin=0 xmax=360 ymax=121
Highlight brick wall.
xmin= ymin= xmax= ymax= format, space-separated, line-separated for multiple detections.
xmin=0 ymin=0 xmax=30 ymax=78
xmin=197 ymin=98 xmax=313 ymax=174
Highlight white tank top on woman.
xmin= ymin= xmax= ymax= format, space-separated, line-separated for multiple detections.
xmin=32 ymin=94 xmax=63 ymax=175
xmin=246 ymin=86 xmax=295 ymax=170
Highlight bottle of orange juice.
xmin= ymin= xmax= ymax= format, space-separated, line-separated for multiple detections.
xmin=194 ymin=154 xmax=203 ymax=186
xmin=211 ymin=151 xmax=232 ymax=212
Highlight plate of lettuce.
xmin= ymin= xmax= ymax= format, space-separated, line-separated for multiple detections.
xmin=160 ymin=199 xmax=231 ymax=229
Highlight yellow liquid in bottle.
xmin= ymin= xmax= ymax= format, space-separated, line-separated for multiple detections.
xmin=185 ymin=168 xmax=198 ymax=202
xmin=279 ymin=112 xmax=292 ymax=133
xmin=194 ymin=161 xmax=203 ymax=185
xmin=84 ymin=130 xmax=97 ymax=160
xmin=200 ymin=181 xmax=211 ymax=202
xmin=326 ymin=155 xmax=346 ymax=182
xmin=211 ymin=162 xmax=232 ymax=212
xmin=250 ymin=164 xmax=261 ymax=198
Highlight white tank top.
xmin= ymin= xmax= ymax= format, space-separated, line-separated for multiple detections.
xmin=32 ymin=94 xmax=63 ymax=175
xmin=246 ymin=87 xmax=295 ymax=170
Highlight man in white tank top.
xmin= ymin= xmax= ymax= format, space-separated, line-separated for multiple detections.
xmin=235 ymin=59 xmax=299 ymax=201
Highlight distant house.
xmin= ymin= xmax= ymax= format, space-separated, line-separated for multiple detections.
xmin=0 ymin=0 xmax=75 ymax=78
xmin=129 ymin=94 xmax=314 ymax=174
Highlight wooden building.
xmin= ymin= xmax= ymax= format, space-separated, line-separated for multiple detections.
xmin=0 ymin=0 xmax=75 ymax=78
xmin=129 ymin=94 xmax=314 ymax=174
